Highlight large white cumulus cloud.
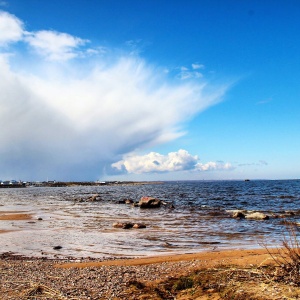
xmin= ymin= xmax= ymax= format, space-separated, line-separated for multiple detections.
xmin=112 ymin=149 xmax=233 ymax=174
xmin=0 ymin=11 xmax=229 ymax=180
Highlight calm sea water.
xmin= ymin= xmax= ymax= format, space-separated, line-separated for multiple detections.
xmin=0 ymin=180 xmax=300 ymax=258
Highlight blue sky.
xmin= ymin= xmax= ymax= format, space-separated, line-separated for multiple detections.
xmin=0 ymin=0 xmax=299 ymax=181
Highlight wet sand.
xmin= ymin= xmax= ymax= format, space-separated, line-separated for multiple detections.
xmin=0 ymin=211 xmax=33 ymax=220
xmin=0 ymin=230 xmax=15 ymax=234
xmin=56 ymin=248 xmax=276 ymax=269
xmin=0 ymin=211 xmax=32 ymax=236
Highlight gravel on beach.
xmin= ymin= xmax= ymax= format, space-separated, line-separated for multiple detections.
xmin=0 ymin=253 xmax=202 ymax=300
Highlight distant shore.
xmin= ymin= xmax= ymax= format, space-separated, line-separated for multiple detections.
xmin=0 ymin=180 xmax=164 ymax=188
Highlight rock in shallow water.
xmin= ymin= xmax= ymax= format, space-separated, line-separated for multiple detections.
xmin=53 ymin=246 xmax=62 ymax=250
xmin=233 ymin=211 xmax=246 ymax=219
xmin=139 ymin=196 xmax=161 ymax=208
xmin=245 ymin=212 xmax=269 ymax=220
xmin=231 ymin=210 xmax=269 ymax=220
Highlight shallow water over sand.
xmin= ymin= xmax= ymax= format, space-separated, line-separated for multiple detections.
xmin=0 ymin=180 xmax=300 ymax=258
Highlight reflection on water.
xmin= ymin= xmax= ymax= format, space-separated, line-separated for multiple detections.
xmin=0 ymin=180 xmax=300 ymax=258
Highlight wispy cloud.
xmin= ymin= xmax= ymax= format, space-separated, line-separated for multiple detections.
xmin=192 ymin=63 xmax=204 ymax=70
xmin=24 ymin=30 xmax=89 ymax=61
xmin=195 ymin=161 xmax=233 ymax=171
xmin=238 ymin=160 xmax=268 ymax=167
xmin=177 ymin=64 xmax=204 ymax=80
xmin=0 ymin=11 xmax=230 ymax=180
xmin=124 ymin=39 xmax=149 ymax=56
xmin=256 ymin=97 xmax=272 ymax=105
xmin=111 ymin=150 xmax=233 ymax=174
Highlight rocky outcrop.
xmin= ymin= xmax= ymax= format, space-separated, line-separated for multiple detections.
xmin=138 ymin=197 xmax=161 ymax=208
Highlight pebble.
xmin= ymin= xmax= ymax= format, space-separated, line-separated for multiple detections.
xmin=0 ymin=254 xmax=202 ymax=299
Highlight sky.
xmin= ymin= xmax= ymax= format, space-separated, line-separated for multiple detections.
xmin=0 ymin=0 xmax=299 ymax=181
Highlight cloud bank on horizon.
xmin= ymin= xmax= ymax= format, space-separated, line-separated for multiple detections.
xmin=0 ymin=10 xmax=232 ymax=180
xmin=112 ymin=149 xmax=233 ymax=174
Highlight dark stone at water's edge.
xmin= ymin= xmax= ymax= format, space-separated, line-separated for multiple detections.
xmin=53 ymin=246 xmax=62 ymax=250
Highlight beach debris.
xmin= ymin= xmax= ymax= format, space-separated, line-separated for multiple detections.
xmin=37 ymin=217 xmax=43 ymax=220
xmin=139 ymin=196 xmax=161 ymax=208
xmin=21 ymin=283 xmax=68 ymax=299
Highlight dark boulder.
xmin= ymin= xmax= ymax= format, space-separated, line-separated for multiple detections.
xmin=53 ymin=246 xmax=62 ymax=250
xmin=122 ymin=223 xmax=134 ymax=229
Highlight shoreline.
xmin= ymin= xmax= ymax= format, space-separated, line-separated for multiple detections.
xmin=55 ymin=248 xmax=276 ymax=268
xmin=0 ymin=209 xmax=281 ymax=259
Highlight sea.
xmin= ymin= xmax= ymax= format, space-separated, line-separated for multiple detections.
xmin=0 ymin=180 xmax=300 ymax=259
